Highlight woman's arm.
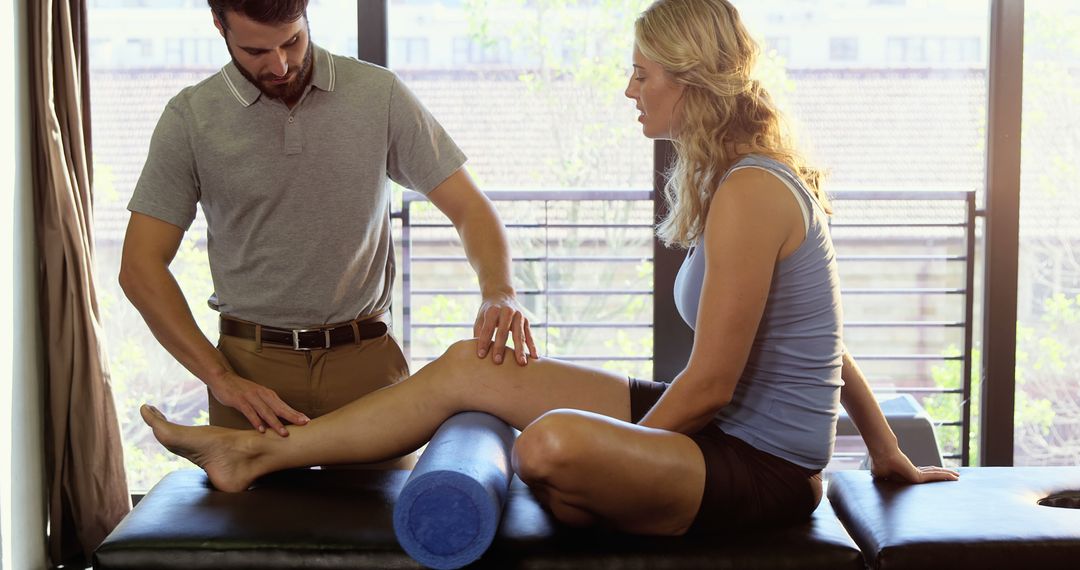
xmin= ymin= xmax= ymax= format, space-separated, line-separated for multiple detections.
xmin=640 ymin=169 xmax=798 ymax=433
xmin=840 ymin=349 xmax=959 ymax=483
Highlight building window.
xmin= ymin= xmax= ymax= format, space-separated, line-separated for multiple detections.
xmin=887 ymin=36 xmax=982 ymax=65
xmin=126 ymin=38 xmax=153 ymax=60
xmin=830 ymin=37 xmax=859 ymax=62
xmin=392 ymin=37 xmax=430 ymax=67
xmin=452 ymin=37 xmax=470 ymax=66
xmin=452 ymin=36 xmax=511 ymax=66
xmin=765 ymin=36 xmax=792 ymax=60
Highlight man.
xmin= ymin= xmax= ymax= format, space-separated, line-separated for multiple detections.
xmin=119 ymin=0 xmax=536 ymax=442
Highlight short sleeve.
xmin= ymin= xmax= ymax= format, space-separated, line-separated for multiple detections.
xmin=385 ymin=75 xmax=467 ymax=195
xmin=127 ymin=98 xmax=200 ymax=230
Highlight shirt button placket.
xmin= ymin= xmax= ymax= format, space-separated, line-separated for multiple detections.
xmin=285 ymin=114 xmax=302 ymax=155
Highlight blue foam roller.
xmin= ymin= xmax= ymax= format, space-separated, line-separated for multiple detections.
xmin=393 ymin=412 xmax=516 ymax=569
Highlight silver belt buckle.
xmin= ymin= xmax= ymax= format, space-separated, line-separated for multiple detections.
xmin=292 ymin=328 xmax=331 ymax=351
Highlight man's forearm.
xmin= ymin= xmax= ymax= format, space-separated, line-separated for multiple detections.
xmin=120 ymin=263 xmax=231 ymax=386
xmin=839 ymin=349 xmax=899 ymax=456
xmin=455 ymin=200 xmax=515 ymax=297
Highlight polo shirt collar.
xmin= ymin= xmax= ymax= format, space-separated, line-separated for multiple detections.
xmin=309 ymin=44 xmax=336 ymax=93
xmin=219 ymin=43 xmax=336 ymax=108
xmin=220 ymin=60 xmax=261 ymax=107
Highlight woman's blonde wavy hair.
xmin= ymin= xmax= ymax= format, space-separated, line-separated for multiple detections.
xmin=637 ymin=0 xmax=830 ymax=248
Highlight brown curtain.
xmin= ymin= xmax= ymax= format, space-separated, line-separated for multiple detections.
xmin=29 ymin=0 xmax=131 ymax=565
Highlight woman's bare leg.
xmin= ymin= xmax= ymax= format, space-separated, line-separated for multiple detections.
xmin=142 ymin=339 xmax=632 ymax=492
xmin=145 ymin=339 xmax=707 ymax=534
xmin=513 ymin=410 xmax=706 ymax=536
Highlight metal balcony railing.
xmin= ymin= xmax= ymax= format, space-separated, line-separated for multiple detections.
xmin=395 ymin=189 xmax=654 ymax=372
xmin=392 ymin=188 xmax=977 ymax=465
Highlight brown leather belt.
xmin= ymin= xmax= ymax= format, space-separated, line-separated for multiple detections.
xmin=219 ymin=312 xmax=390 ymax=351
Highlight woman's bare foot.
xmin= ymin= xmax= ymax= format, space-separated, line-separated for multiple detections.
xmin=140 ymin=404 xmax=261 ymax=492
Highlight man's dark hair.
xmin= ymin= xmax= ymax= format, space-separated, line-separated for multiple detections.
xmin=208 ymin=0 xmax=309 ymax=30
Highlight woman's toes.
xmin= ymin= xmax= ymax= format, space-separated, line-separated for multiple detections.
xmin=136 ymin=404 xmax=257 ymax=492
xmin=140 ymin=403 xmax=167 ymax=427
xmin=139 ymin=404 xmax=153 ymax=425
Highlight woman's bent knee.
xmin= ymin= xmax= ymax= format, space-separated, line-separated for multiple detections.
xmin=513 ymin=410 xmax=593 ymax=483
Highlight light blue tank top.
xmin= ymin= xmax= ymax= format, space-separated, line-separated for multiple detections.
xmin=673 ymin=155 xmax=844 ymax=470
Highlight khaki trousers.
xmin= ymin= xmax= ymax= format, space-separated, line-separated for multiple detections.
xmin=211 ymin=330 xmax=415 ymax=468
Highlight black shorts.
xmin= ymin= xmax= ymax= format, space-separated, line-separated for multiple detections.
xmin=629 ymin=378 xmax=823 ymax=532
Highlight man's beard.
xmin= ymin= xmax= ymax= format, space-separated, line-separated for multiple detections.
xmin=230 ymin=41 xmax=314 ymax=105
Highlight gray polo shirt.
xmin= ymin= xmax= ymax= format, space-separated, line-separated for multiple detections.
xmin=129 ymin=45 xmax=466 ymax=328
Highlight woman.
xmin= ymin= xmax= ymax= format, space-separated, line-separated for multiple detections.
xmin=142 ymin=0 xmax=958 ymax=536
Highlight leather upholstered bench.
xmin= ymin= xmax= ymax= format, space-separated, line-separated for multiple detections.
xmin=827 ymin=466 xmax=1080 ymax=570
xmin=94 ymin=468 xmax=862 ymax=569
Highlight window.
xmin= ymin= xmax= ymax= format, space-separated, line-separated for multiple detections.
xmin=830 ymin=37 xmax=859 ymax=62
xmin=1015 ymin=1 xmax=1080 ymax=466
xmin=89 ymin=38 xmax=112 ymax=68
xmin=887 ymin=37 xmax=925 ymax=63
xmin=89 ymin=0 xmax=1049 ymax=493
xmin=163 ymin=38 xmax=220 ymax=68
xmin=392 ymin=37 xmax=430 ymax=67
xmin=451 ymin=37 xmax=469 ymax=66
xmin=125 ymin=38 xmax=152 ymax=60
xmin=451 ymin=36 xmax=512 ymax=66
xmin=765 ymin=36 xmax=792 ymax=60
xmin=887 ymin=36 xmax=983 ymax=65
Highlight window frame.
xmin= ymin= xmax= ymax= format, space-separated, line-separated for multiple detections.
xmin=979 ymin=0 xmax=1024 ymax=467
